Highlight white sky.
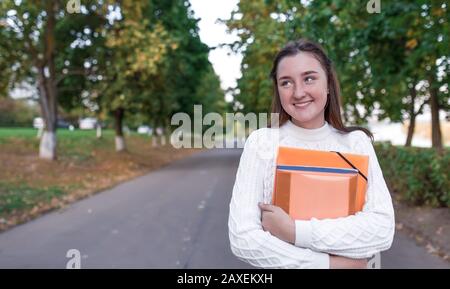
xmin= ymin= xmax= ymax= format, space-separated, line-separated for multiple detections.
xmin=189 ymin=0 xmax=242 ymax=102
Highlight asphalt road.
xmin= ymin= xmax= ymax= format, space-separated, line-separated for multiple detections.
xmin=0 ymin=148 xmax=448 ymax=269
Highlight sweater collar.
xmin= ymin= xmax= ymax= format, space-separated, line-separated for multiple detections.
xmin=282 ymin=119 xmax=333 ymax=141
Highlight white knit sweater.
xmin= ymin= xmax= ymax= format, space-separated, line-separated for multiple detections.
xmin=228 ymin=120 xmax=395 ymax=269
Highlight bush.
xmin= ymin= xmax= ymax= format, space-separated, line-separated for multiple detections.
xmin=375 ymin=143 xmax=450 ymax=208
xmin=0 ymin=98 xmax=39 ymax=127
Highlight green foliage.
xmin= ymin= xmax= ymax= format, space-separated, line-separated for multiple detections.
xmin=225 ymin=0 xmax=449 ymax=128
xmin=0 ymin=98 xmax=39 ymax=127
xmin=1 ymin=0 xmax=226 ymax=150
xmin=195 ymin=65 xmax=227 ymax=114
xmin=225 ymin=0 xmax=293 ymax=113
xmin=139 ymin=0 xmax=224 ymax=129
xmin=375 ymin=143 xmax=450 ymax=207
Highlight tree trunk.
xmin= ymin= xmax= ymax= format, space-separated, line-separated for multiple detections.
xmin=429 ymin=76 xmax=443 ymax=150
xmin=37 ymin=1 xmax=58 ymax=160
xmin=114 ymin=107 xmax=126 ymax=152
xmin=37 ymin=70 xmax=57 ymax=160
xmin=405 ymin=86 xmax=417 ymax=147
xmin=39 ymin=130 xmax=57 ymax=159
xmin=405 ymin=116 xmax=416 ymax=147
xmin=96 ymin=123 xmax=102 ymax=139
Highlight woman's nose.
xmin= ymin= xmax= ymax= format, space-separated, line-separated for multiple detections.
xmin=293 ymin=84 xmax=306 ymax=98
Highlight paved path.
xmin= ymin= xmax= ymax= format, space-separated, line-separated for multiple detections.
xmin=0 ymin=149 xmax=448 ymax=269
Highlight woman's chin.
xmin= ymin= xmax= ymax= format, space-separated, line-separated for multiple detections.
xmin=289 ymin=112 xmax=315 ymax=123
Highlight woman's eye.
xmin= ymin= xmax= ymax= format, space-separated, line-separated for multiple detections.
xmin=305 ymin=76 xmax=315 ymax=83
xmin=280 ymin=80 xmax=292 ymax=87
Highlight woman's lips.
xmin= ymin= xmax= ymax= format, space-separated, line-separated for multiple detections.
xmin=293 ymin=100 xmax=313 ymax=108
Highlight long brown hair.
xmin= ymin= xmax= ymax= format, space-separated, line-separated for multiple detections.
xmin=269 ymin=39 xmax=374 ymax=142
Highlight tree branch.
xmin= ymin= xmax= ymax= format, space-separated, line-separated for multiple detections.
xmin=414 ymin=97 xmax=430 ymax=117
xmin=55 ymin=69 xmax=90 ymax=85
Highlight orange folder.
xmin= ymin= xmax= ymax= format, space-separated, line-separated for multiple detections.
xmin=272 ymin=147 xmax=369 ymax=220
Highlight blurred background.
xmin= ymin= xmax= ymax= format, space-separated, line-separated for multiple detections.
xmin=0 ymin=0 xmax=448 ymax=269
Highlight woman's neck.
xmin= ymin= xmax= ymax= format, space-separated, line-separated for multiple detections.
xmin=291 ymin=116 xmax=325 ymax=129
xmin=283 ymin=119 xmax=332 ymax=142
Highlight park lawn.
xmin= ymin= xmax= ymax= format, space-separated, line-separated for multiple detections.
xmin=0 ymin=128 xmax=200 ymax=232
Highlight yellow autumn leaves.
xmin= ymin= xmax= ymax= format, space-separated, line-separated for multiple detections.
xmin=105 ymin=1 xmax=178 ymax=79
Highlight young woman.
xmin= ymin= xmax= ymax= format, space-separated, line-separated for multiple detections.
xmin=228 ymin=39 xmax=395 ymax=269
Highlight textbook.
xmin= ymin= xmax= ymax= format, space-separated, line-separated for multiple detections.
xmin=272 ymin=146 xmax=369 ymax=220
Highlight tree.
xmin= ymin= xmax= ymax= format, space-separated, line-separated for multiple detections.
xmin=225 ymin=0 xmax=294 ymax=115
xmin=0 ymin=1 xmax=61 ymax=159
xmin=142 ymin=0 xmax=222 ymax=131
xmin=1 ymin=0 xmax=228 ymax=157
xmin=0 ymin=0 xmax=109 ymax=159
xmin=298 ymin=0 xmax=449 ymax=148
xmin=227 ymin=0 xmax=449 ymax=149
xmin=99 ymin=0 xmax=176 ymax=151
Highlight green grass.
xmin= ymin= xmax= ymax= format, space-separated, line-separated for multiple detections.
xmin=0 ymin=127 xmax=152 ymax=140
xmin=0 ymin=127 xmax=155 ymax=223
xmin=0 ymin=127 xmax=116 ymax=139
xmin=0 ymin=128 xmax=112 ymax=161
xmin=0 ymin=182 xmax=66 ymax=214
xmin=2 ymin=128 xmax=104 ymax=157
xmin=0 ymin=127 xmax=153 ymax=162
xmin=0 ymin=127 xmax=38 ymax=141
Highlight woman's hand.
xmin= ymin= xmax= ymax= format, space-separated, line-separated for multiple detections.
xmin=259 ymin=203 xmax=368 ymax=269
xmin=329 ymin=255 xmax=368 ymax=269
xmin=259 ymin=203 xmax=295 ymax=244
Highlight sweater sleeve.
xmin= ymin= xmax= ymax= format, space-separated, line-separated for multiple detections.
xmin=228 ymin=129 xmax=330 ymax=268
xmin=294 ymin=131 xmax=395 ymax=259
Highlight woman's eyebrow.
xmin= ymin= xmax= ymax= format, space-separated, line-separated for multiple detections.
xmin=278 ymin=70 xmax=318 ymax=81
xmin=301 ymin=70 xmax=318 ymax=76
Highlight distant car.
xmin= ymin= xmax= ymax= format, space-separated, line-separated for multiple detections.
xmin=137 ymin=125 xmax=153 ymax=135
xmin=79 ymin=117 xmax=97 ymax=130
xmin=33 ymin=117 xmax=74 ymax=130
xmin=57 ymin=119 xmax=72 ymax=129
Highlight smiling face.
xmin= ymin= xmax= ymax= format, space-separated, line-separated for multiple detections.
xmin=276 ymin=52 xmax=328 ymax=129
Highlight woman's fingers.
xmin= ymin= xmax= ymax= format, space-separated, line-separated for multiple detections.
xmin=258 ymin=202 xmax=275 ymax=212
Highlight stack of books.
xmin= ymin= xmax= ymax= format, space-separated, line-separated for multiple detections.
xmin=272 ymin=147 xmax=369 ymax=220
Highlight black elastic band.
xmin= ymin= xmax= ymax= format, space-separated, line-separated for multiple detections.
xmin=331 ymin=151 xmax=368 ymax=182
